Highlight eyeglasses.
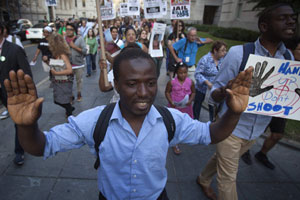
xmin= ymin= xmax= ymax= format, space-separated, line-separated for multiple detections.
xmin=66 ymin=28 xmax=74 ymax=31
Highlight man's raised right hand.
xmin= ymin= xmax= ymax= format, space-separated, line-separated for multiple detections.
xmin=4 ymin=70 xmax=44 ymax=125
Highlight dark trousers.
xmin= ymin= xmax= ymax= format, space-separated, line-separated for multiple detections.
xmin=99 ymin=188 xmax=169 ymax=200
xmin=193 ymin=90 xmax=214 ymax=121
xmin=1 ymin=88 xmax=23 ymax=155
xmin=54 ymin=101 xmax=74 ymax=116
xmin=14 ymin=124 xmax=24 ymax=155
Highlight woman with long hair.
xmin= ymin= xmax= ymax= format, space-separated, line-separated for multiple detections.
xmin=85 ymin=28 xmax=98 ymax=77
xmin=48 ymin=33 xmax=74 ymax=117
xmin=167 ymin=20 xmax=186 ymax=79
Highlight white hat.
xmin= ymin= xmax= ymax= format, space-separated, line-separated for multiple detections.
xmin=44 ymin=26 xmax=52 ymax=33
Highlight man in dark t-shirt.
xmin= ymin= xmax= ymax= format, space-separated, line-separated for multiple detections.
xmin=32 ymin=26 xmax=52 ymax=64
xmin=118 ymin=16 xmax=133 ymax=41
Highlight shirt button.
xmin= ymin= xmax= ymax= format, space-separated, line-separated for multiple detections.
xmin=133 ymin=174 xmax=137 ymax=178
xmin=132 ymin=189 xmax=136 ymax=193
xmin=133 ymin=159 xmax=137 ymax=163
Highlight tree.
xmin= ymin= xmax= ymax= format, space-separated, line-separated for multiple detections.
xmin=247 ymin=0 xmax=300 ymax=13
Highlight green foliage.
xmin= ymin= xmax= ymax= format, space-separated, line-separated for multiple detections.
xmin=247 ymin=0 xmax=300 ymax=13
xmin=192 ymin=24 xmax=260 ymax=42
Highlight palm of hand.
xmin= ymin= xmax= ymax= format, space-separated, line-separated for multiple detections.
xmin=8 ymin=93 xmax=40 ymax=125
xmin=226 ymin=67 xmax=253 ymax=114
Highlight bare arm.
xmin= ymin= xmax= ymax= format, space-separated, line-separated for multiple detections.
xmin=187 ymin=81 xmax=196 ymax=105
xmin=209 ymin=67 xmax=253 ymax=144
xmin=168 ymin=44 xmax=182 ymax=63
xmin=32 ymin=49 xmax=41 ymax=62
xmin=4 ymin=70 xmax=45 ymax=156
xmin=165 ymin=81 xmax=175 ymax=107
xmin=98 ymin=59 xmax=113 ymax=92
xmin=50 ymin=54 xmax=73 ymax=76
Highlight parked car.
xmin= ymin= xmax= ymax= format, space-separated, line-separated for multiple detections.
xmin=11 ymin=23 xmax=32 ymax=41
xmin=17 ymin=19 xmax=33 ymax=27
xmin=26 ymin=23 xmax=44 ymax=42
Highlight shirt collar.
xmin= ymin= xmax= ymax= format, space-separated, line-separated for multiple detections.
xmin=110 ymin=101 xmax=162 ymax=126
xmin=255 ymin=38 xmax=287 ymax=57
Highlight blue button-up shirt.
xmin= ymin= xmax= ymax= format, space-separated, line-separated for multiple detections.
xmin=211 ymin=38 xmax=294 ymax=140
xmin=43 ymin=102 xmax=211 ymax=199
xmin=195 ymin=52 xmax=224 ymax=93
xmin=172 ymin=38 xmax=205 ymax=66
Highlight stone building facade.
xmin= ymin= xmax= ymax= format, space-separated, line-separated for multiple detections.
xmin=1 ymin=0 xmax=260 ymax=31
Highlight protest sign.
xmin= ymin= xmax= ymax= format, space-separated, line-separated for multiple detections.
xmin=104 ymin=0 xmax=112 ymax=6
xmin=45 ymin=0 xmax=57 ymax=6
xmin=244 ymin=54 xmax=300 ymax=121
xmin=170 ymin=0 xmax=190 ymax=19
xmin=161 ymin=0 xmax=167 ymax=16
xmin=120 ymin=3 xmax=129 ymax=17
xmin=144 ymin=0 xmax=163 ymax=19
xmin=128 ymin=0 xmax=140 ymax=16
xmin=101 ymin=5 xmax=116 ymax=21
xmin=149 ymin=23 xmax=166 ymax=57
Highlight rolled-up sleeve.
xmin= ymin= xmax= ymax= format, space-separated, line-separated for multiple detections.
xmin=169 ymin=108 xmax=211 ymax=146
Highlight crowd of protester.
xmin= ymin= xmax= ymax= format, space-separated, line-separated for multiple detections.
xmin=0 ymin=3 xmax=299 ymax=200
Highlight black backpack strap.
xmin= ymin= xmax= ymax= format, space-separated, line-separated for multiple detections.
xmin=93 ymin=103 xmax=116 ymax=170
xmin=183 ymin=38 xmax=188 ymax=53
xmin=239 ymin=42 xmax=255 ymax=72
xmin=154 ymin=105 xmax=176 ymax=142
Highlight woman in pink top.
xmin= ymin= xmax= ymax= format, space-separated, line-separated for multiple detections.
xmin=165 ymin=62 xmax=196 ymax=154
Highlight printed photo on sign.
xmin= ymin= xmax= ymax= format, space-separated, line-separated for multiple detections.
xmin=244 ymin=54 xmax=300 ymax=121
xmin=149 ymin=23 xmax=166 ymax=58
xmin=144 ymin=0 xmax=163 ymax=19
xmin=120 ymin=3 xmax=129 ymax=17
xmin=170 ymin=0 xmax=190 ymax=19
xmin=128 ymin=0 xmax=140 ymax=16
xmin=101 ymin=5 xmax=116 ymax=21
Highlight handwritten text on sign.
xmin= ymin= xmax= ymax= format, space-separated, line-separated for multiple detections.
xmin=244 ymin=54 xmax=300 ymax=121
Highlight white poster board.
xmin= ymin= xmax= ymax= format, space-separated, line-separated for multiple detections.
xmin=161 ymin=0 xmax=167 ymax=16
xmin=120 ymin=3 xmax=129 ymax=17
xmin=128 ymin=0 xmax=140 ymax=16
xmin=149 ymin=23 xmax=166 ymax=57
xmin=45 ymin=0 xmax=57 ymax=6
xmin=144 ymin=0 xmax=163 ymax=19
xmin=244 ymin=54 xmax=300 ymax=121
xmin=170 ymin=0 xmax=190 ymax=19
xmin=104 ymin=0 xmax=112 ymax=6
xmin=101 ymin=5 xmax=116 ymax=21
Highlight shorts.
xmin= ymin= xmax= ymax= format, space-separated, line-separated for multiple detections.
xmin=269 ymin=117 xmax=286 ymax=134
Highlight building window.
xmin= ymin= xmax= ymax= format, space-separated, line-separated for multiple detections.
xmin=82 ymin=0 xmax=86 ymax=7
xmin=75 ymin=0 xmax=77 ymax=7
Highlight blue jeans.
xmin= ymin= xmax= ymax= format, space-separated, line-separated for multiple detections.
xmin=193 ymin=89 xmax=214 ymax=121
xmin=86 ymin=53 xmax=96 ymax=75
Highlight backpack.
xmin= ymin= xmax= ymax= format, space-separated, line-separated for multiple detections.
xmin=239 ymin=42 xmax=292 ymax=72
xmin=93 ymin=103 xmax=176 ymax=170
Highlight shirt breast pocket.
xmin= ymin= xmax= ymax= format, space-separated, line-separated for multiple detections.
xmin=145 ymin=146 xmax=166 ymax=171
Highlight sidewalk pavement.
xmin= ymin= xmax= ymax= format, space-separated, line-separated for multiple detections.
xmin=0 ymin=65 xmax=300 ymax=200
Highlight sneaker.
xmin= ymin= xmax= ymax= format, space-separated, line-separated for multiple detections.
xmin=0 ymin=110 xmax=9 ymax=120
xmin=255 ymin=151 xmax=275 ymax=170
xmin=14 ymin=154 xmax=25 ymax=166
xmin=77 ymin=93 xmax=82 ymax=102
xmin=241 ymin=150 xmax=252 ymax=165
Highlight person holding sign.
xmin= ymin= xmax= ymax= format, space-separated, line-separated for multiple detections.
xmin=4 ymin=47 xmax=253 ymax=200
xmin=169 ymin=27 xmax=213 ymax=74
xmin=197 ymin=4 xmax=297 ymax=200
xmin=242 ymin=37 xmax=300 ymax=169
